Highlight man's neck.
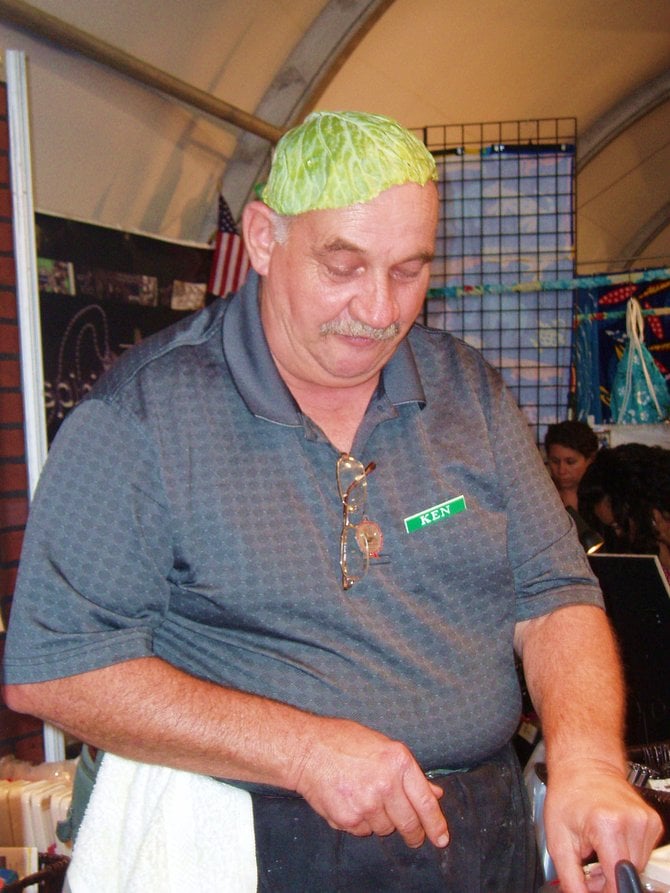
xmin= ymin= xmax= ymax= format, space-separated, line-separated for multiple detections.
xmin=281 ymin=372 xmax=380 ymax=455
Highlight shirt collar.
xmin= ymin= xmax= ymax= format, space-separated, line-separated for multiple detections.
xmin=222 ymin=271 xmax=426 ymax=425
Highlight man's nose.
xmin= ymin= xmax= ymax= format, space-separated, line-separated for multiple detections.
xmin=351 ymin=274 xmax=399 ymax=328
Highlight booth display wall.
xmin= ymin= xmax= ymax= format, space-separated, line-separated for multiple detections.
xmin=0 ymin=76 xmax=44 ymax=762
xmin=574 ymin=270 xmax=670 ymax=424
xmin=34 ymin=213 xmax=213 ymax=444
xmin=418 ymin=117 xmax=576 ymax=444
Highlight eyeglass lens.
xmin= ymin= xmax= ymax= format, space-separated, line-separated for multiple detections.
xmin=337 ymin=454 xmax=378 ymax=590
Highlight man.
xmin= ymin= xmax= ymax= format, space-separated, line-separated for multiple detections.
xmin=3 ymin=111 xmax=661 ymax=891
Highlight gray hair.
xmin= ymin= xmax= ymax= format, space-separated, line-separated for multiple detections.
xmin=271 ymin=211 xmax=293 ymax=245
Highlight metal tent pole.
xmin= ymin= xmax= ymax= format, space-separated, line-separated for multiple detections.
xmin=0 ymin=0 xmax=284 ymax=143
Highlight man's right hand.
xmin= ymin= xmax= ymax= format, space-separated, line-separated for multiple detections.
xmin=290 ymin=715 xmax=449 ymax=849
xmin=4 ymin=658 xmax=448 ymax=850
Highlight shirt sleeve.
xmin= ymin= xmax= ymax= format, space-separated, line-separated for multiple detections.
xmin=3 ymin=399 xmax=174 ymax=683
xmin=487 ymin=378 xmax=603 ymax=621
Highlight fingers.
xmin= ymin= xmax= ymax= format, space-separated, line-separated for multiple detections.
xmin=549 ymin=843 xmax=591 ymax=893
xmin=579 ymin=799 xmax=663 ymax=892
xmin=329 ymin=806 xmax=398 ymax=839
xmin=547 ymin=780 xmax=664 ymax=893
xmin=401 ymin=766 xmax=450 ymax=848
xmin=583 ymin=864 xmax=606 ymax=893
xmin=377 ymin=795 xmax=429 ymax=848
xmin=351 ymin=764 xmax=449 ymax=848
xmin=319 ymin=765 xmax=448 ymax=849
xmin=293 ymin=718 xmax=450 ymax=850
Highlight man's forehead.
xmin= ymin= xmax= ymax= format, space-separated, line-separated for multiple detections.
xmin=295 ymin=181 xmax=438 ymax=229
xmin=314 ymin=237 xmax=435 ymax=265
xmin=276 ymin=181 xmax=438 ymax=266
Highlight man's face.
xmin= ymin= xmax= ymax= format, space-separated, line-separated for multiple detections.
xmin=258 ymin=181 xmax=438 ymax=392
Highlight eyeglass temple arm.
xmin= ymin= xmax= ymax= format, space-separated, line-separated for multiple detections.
xmin=343 ymin=461 xmax=377 ymax=502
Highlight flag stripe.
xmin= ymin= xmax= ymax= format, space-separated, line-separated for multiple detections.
xmin=208 ymin=194 xmax=251 ymax=297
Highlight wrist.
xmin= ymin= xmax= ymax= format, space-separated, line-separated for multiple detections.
xmin=545 ymin=749 xmax=628 ymax=781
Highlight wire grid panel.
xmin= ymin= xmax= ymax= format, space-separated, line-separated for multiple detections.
xmin=415 ymin=119 xmax=577 ymax=442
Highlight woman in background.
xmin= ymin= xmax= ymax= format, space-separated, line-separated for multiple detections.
xmin=544 ymin=420 xmax=599 ymax=511
xmin=578 ymin=442 xmax=670 ymax=580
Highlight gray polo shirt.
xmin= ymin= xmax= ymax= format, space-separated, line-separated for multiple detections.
xmin=4 ymin=271 xmax=601 ymax=768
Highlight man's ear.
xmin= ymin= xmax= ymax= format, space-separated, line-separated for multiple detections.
xmin=242 ymin=201 xmax=277 ymax=276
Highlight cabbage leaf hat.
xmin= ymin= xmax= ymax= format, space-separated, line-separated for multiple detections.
xmin=261 ymin=110 xmax=437 ymax=216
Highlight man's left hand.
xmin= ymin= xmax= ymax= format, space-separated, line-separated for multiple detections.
xmin=543 ymin=758 xmax=663 ymax=892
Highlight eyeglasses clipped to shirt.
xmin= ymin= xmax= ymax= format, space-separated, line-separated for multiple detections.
xmin=336 ymin=453 xmax=383 ymax=590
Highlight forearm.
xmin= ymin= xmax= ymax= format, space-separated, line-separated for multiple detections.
xmin=516 ymin=603 xmax=627 ymax=773
xmin=3 ymin=656 xmax=314 ymax=788
xmin=4 ymin=655 xmax=450 ymax=849
xmin=517 ymin=604 xmax=663 ymax=889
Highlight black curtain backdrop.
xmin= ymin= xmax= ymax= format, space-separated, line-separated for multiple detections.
xmin=35 ymin=213 xmax=215 ymax=442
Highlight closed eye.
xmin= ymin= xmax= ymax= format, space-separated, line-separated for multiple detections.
xmin=325 ymin=262 xmax=365 ymax=279
xmin=392 ymin=258 xmax=432 ymax=280
xmin=392 ymin=265 xmax=425 ymax=280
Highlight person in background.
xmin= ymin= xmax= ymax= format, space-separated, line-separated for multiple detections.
xmin=544 ymin=420 xmax=600 ymax=511
xmin=2 ymin=111 xmax=661 ymax=893
xmin=579 ymin=442 xmax=670 ymax=581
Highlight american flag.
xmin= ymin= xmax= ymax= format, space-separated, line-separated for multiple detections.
xmin=208 ymin=193 xmax=251 ymax=297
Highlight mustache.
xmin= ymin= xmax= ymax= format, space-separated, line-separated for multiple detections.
xmin=320 ymin=319 xmax=400 ymax=341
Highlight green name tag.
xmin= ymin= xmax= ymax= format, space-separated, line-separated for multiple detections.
xmin=404 ymin=495 xmax=467 ymax=533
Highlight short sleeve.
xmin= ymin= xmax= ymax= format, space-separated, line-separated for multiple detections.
xmin=489 ymin=384 xmax=603 ymax=620
xmin=3 ymin=399 xmax=174 ymax=683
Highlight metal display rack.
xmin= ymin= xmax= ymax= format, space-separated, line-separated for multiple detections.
xmin=415 ymin=118 xmax=577 ymax=442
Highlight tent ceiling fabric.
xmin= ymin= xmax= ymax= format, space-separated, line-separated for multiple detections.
xmin=0 ymin=0 xmax=667 ymax=273
xmin=0 ymin=0 xmax=286 ymax=142
xmin=220 ymin=0 xmax=395 ymax=215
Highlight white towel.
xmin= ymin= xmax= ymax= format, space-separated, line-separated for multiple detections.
xmin=65 ymin=752 xmax=257 ymax=893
